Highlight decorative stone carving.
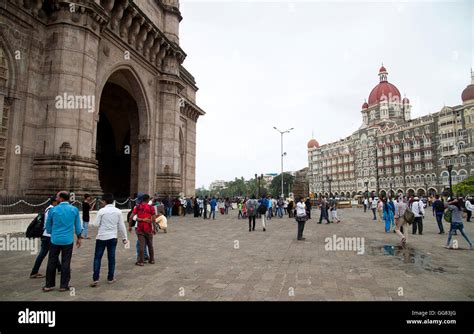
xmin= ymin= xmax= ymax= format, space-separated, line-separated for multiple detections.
xmin=120 ymin=7 xmax=137 ymax=38
xmin=128 ymin=16 xmax=145 ymax=46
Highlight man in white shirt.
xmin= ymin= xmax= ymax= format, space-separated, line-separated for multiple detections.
xmin=371 ymin=197 xmax=378 ymax=220
xmin=411 ymin=197 xmax=425 ymax=235
xmin=296 ymin=197 xmax=308 ymax=240
xmin=90 ymin=193 xmax=128 ymax=287
xmin=30 ymin=196 xmax=61 ymax=278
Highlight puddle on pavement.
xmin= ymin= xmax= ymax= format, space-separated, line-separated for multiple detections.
xmin=368 ymin=244 xmax=448 ymax=274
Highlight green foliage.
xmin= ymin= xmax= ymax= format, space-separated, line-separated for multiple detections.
xmin=195 ymin=176 xmax=269 ymax=198
xmin=453 ymin=176 xmax=474 ymax=196
xmin=269 ymin=173 xmax=295 ymax=197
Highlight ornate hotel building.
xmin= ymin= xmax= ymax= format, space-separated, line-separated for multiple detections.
xmin=307 ymin=66 xmax=474 ymax=198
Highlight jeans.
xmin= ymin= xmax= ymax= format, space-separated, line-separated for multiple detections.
xmin=297 ymin=221 xmax=306 ymax=240
xmin=319 ymin=210 xmax=330 ymax=224
xmin=267 ymin=208 xmax=272 ymax=219
xmin=412 ymin=217 xmax=423 ymax=234
xmin=467 ymin=210 xmax=472 ymax=222
xmin=435 ymin=212 xmax=445 ymax=233
xmin=166 ymin=207 xmax=172 ymax=218
xmin=137 ymin=232 xmax=154 ymax=263
xmin=210 ymin=209 xmax=216 ymax=219
xmin=93 ymin=238 xmax=117 ymax=282
xmin=447 ymin=222 xmax=472 ymax=248
xmin=372 ymin=208 xmax=377 ymax=220
xmin=364 ymin=204 xmax=367 ymax=213
xmin=82 ymin=221 xmax=89 ymax=238
xmin=45 ymin=243 xmax=73 ymax=289
xmin=277 ymin=207 xmax=284 ymax=218
xmin=31 ymin=236 xmax=61 ymax=276
xmin=238 ymin=210 xmax=243 ymax=219
xmin=248 ymin=215 xmax=256 ymax=230
xmin=135 ymin=239 xmax=149 ymax=259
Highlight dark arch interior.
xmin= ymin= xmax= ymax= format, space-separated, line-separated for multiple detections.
xmin=96 ymin=82 xmax=139 ymax=198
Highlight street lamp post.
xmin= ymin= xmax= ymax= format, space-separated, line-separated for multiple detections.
xmin=447 ymin=164 xmax=454 ymax=198
xmin=274 ymin=127 xmax=294 ymax=198
xmin=327 ymin=176 xmax=333 ymax=197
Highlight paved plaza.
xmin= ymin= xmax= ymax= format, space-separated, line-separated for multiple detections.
xmin=0 ymin=208 xmax=473 ymax=301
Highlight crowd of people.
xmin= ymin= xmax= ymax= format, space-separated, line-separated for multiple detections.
xmin=27 ymin=189 xmax=472 ymax=292
xmin=362 ymin=194 xmax=473 ymax=249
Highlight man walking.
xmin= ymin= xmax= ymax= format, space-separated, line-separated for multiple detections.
xmin=277 ymin=197 xmax=284 ymax=218
xmin=305 ymin=198 xmax=312 ymax=219
xmin=209 ymin=197 xmax=217 ymax=220
xmin=394 ymin=196 xmax=409 ymax=245
xmin=432 ymin=195 xmax=445 ymax=234
xmin=30 ymin=196 xmax=61 ymax=279
xmin=411 ymin=197 xmax=425 ymax=235
xmin=203 ymin=196 xmax=209 ymax=219
xmin=42 ymin=191 xmax=82 ymax=292
xmin=266 ymin=195 xmax=273 ymax=220
xmin=371 ymin=197 xmax=378 ymax=221
xmin=90 ymin=193 xmax=128 ymax=287
xmin=318 ymin=197 xmax=330 ymax=224
xmin=246 ymin=195 xmax=258 ymax=232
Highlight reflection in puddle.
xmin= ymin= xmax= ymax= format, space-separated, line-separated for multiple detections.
xmin=369 ymin=244 xmax=447 ymax=273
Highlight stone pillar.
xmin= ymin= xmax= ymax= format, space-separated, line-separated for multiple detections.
xmin=27 ymin=5 xmax=103 ymax=196
xmin=156 ymin=76 xmax=183 ymax=196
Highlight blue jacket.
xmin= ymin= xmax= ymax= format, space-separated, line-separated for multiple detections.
xmin=210 ymin=198 xmax=217 ymax=209
xmin=46 ymin=202 xmax=82 ymax=245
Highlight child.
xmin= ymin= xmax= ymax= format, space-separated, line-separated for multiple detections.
xmin=237 ymin=201 xmax=243 ymax=219
xmin=242 ymin=201 xmax=248 ymax=219
xmin=331 ymin=202 xmax=341 ymax=223
xmin=155 ymin=211 xmax=168 ymax=233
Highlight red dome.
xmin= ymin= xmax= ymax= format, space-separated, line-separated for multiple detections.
xmin=462 ymin=84 xmax=474 ymax=103
xmin=368 ymin=81 xmax=401 ymax=106
xmin=362 ymin=101 xmax=369 ymax=109
xmin=307 ymin=139 xmax=319 ymax=148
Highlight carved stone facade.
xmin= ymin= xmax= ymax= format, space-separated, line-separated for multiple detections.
xmin=0 ymin=0 xmax=204 ymax=197
xmin=308 ymin=66 xmax=474 ymax=198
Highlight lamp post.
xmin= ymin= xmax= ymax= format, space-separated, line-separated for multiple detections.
xmin=327 ymin=176 xmax=333 ymax=197
xmin=273 ymin=127 xmax=293 ymax=198
xmin=447 ymin=164 xmax=454 ymax=198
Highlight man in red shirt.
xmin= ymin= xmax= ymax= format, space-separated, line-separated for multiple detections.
xmin=129 ymin=194 xmax=156 ymax=266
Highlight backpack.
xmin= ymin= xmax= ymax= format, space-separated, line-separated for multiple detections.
xmin=258 ymin=203 xmax=267 ymax=215
xmin=25 ymin=211 xmax=46 ymax=239
xmin=434 ymin=200 xmax=444 ymax=212
xmin=443 ymin=209 xmax=452 ymax=223
xmin=403 ymin=207 xmax=415 ymax=225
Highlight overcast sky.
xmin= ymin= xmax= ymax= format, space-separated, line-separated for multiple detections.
xmin=179 ymin=0 xmax=473 ymax=189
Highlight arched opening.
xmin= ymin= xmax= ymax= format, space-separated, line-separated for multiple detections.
xmin=428 ymin=188 xmax=437 ymax=196
xmin=97 ymin=82 xmax=138 ymax=197
xmin=407 ymin=188 xmax=415 ymax=197
xmin=417 ymin=188 xmax=426 ymax=197
xmin=96 ymin=69 xmax=149 ymax=198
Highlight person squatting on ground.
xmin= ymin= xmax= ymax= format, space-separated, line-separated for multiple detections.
xmin=90 ymin=193 xmax=128 ymax=287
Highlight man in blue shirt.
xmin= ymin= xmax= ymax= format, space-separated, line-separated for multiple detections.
xmin=209 ymin=197 xmax=217 ymax=220
xmin=43 ymin=191 xmax=83 ymax=292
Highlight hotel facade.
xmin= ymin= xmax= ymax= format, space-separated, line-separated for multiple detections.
xmin=307 ymin=66 xmax=474 ymax=199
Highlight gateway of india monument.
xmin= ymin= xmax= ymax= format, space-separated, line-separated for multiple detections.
xmin=0 ymin=0 xmax=205 ymax=198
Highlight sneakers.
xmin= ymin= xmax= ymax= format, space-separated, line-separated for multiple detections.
xmin=90 ymin=281 xmax=99 ymax=287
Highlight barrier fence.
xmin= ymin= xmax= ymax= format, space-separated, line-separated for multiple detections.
xmin=0 ymin=196 xmax=135 ymax=215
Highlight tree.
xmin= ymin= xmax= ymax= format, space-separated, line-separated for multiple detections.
xmin=453 ymin=176 xmax=474 ymax=196
xmin=269 ymin=173 xmax=295 ymax=198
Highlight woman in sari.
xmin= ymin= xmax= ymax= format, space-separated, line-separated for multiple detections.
xmin=382 ymin=197 xmax=395 ymax=233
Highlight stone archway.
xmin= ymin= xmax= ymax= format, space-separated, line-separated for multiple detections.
xmin=96 ymin=69 xmax=150 ymax=198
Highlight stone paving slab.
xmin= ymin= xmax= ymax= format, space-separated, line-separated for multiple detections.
xmin=0 ymin=208 xmax=473 ymax=301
